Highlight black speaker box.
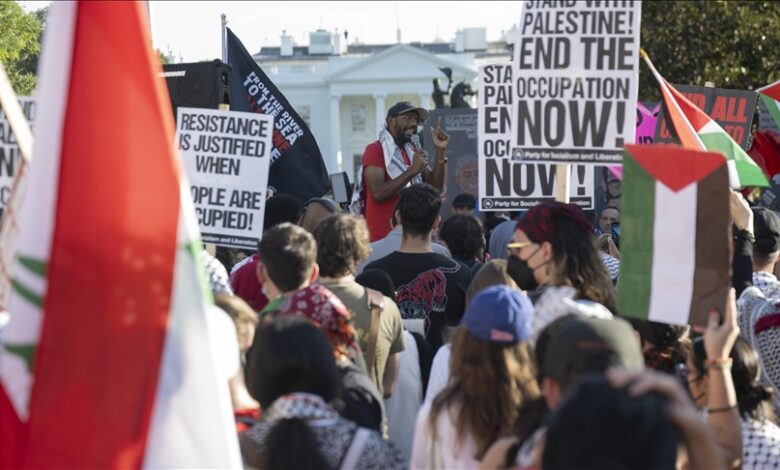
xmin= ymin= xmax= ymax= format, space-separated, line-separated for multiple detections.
xmin=161 ymin=59 xmax=231 ymax=120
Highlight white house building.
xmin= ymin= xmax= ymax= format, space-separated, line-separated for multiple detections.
xmin=252 ymin=28 xmax=514 ymax=181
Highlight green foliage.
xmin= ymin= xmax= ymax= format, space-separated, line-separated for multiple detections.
xmin=157 ymin=49 xmax=172 ymax=65
xmin=640 ymin=1 xmax=780 ymax=100
xmin=0 ymin=2 xmax=46 ymax=95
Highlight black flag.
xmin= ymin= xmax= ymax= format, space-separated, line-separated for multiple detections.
xmin=227 ymin=28 xmax=331 ymax=202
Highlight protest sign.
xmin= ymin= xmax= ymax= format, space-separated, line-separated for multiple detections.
xmin=512 ymin=1 xmax=641 ymax=164
xmin=177 ymin=107 xmax=272 ymax=249
xmin=636 ymin=101 xmax=659 ymax=145
xmin=227 ymin=28 xmax=330 ymax=203
xmin=422 ymin=108 xmax=479 ymax=217
xmin=0 ymin=97 xmax=34 ymax=220
xmin=654 ymin=85 xmax=758 ymax=150
xmin=479 ymin=63 xmax=594 ymax=211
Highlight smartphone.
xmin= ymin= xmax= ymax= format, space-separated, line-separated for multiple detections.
xmin=611 ymin=222 xmax=621 ymax=248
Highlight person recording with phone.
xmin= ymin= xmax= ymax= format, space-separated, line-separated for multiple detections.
xmin=596 ymin=206 xmax=621 ymax=259
xmin=351 ymin=102 xmax=448 ymax=241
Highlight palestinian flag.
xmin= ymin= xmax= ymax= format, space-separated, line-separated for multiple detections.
xmin=618 ymin=145 xmax=730 ymax=327
xmin=758 ymin=79 xmax=780 ymax=130
xmin=640 ymin=50 xmax=769 ymax=189
xmin=0 ymin=2 xmax=240 ymax=467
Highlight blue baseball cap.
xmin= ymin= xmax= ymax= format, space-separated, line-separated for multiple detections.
xmin=463 ymin=285 xmax=533 ymax=344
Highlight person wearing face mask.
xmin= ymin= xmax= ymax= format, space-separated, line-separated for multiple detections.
xmin=505 ymin=202 xmax=617 ymax=312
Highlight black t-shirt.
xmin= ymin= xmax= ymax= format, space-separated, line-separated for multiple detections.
xmin=365 ymin=252 xmax=471 ymax=350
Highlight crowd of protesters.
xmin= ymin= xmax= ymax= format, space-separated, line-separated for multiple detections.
xmin=198 ymin=103 xmax=780 ymax=469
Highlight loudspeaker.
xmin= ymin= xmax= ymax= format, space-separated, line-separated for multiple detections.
xmin=161 ymin=59 xmax=231 ymax=120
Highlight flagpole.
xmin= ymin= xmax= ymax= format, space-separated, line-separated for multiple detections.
xmin=640 ymin=48 xmax=705 ymax=150
xmin=757 ymin=79 xmax=780 ymax=93
xmin=554 ymin=164 xmax=570 ymax=203
xmin=0 ymin=64 xmax=32 ymax=162
xmin=221 ymin=14 xmax=227 ymax=63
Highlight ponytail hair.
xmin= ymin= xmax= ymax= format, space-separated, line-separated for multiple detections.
xmin=692 ymin=337 xmax=777 ymax=422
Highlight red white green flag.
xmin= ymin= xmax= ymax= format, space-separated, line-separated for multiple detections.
xmin=758 ymin=79 xmax=780 ymax=131
xmin=640 ymin=50 xmax=769 ymax=189
xmin=0 ymin=2 xmax=240 ymax=467
xmin=618 ymin=145 xmax=730 ymax=326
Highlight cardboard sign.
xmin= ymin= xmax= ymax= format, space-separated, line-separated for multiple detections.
xmin=654 ymin=85 xmax=758 ymax=150
xmin=479 ymin=63 xmax=594 ymax=211
xmin=512 ymin=1 xmax=641 ymax=164
xmin=177 ymin=107 xmax=273 ymax=248
xmin=0 ymin=97 xmax=35 ymax=220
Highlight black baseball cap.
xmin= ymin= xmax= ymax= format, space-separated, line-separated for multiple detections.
xmin=453 ymin=193 xmax=477 ymax=209
xmin=386 ymin=101 xmax=429 ymax=121
xmin=752 ymin=207 xmax=780 ymax=254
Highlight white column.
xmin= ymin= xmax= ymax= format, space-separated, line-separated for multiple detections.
xmin=420 ymin=93 xmax=431 ymax=112
xmin=374 ymin=93 xmax=386 ymax=134
xmin=329 ymin=94 xmax=342 ymax=172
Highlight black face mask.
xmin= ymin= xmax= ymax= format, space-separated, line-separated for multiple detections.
xmin=507 ymin=254 xmax=539 ymax=291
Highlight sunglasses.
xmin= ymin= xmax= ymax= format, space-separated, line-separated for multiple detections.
xmin=507 ymin=241 xmax=533 ymax=250
xmin=507 ymin=241 xmax=534 ymax=255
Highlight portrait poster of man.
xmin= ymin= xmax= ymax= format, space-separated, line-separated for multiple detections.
xmin=422 ymin=108 xmax=479 ymax=217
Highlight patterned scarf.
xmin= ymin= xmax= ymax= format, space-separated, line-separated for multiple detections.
xmin=263 ymin=393 xmax=339 ymax=424
xmin=278 ymin=283 xmax=359 ymax=358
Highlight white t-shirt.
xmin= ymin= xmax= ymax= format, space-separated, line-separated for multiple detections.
xmin=384 ymin=331 xmax=423 ymax=466
xmin=425 ymin=344 xmax=451 ymax=403
xmin=410 ymin=400 xmax=480 ymax=469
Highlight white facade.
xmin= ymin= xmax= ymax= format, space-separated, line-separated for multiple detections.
xmin=254 ymin=31 xmax=513 ymax=182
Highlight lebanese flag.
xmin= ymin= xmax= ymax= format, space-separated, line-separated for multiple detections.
xmin=640 ymin=50 xmax=769 ymax=189
xmin=617 ymin=145 xmax=730 ymax=327
xmin=0 ymin=2 xmax=240 ymax=468
xmin=758 ymin=79 xmax=780 ymax=131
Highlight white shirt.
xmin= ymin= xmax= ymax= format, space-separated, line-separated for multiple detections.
xmin=356 ymin=226 xmax=450 ymax=274
xmin=410 ymin=400 xmax=481 ymax=469
xmin=425 ymin=344 xmax=451 ymax=403
xmin=384 ymin=331 xmax=423 ymax=466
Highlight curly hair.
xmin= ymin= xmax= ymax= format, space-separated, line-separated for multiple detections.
xmin=429 ymin=327 xmax=540 ymax=460
xmin=439 ymin=214 xmax=485 ymax=262
xmin=313 ymin=214 xmax=371 ymax=277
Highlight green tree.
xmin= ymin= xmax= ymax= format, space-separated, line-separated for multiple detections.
xmin=0 ymin=2 xmax=46 ymax=95
xmin=640 ymin=1 xmax=780 ymax=100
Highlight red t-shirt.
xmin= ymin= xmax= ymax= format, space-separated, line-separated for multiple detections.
xmin=229 ymin=254 xmax=268 ymax=312
xmin=362 ymin=141 xmax=411 ymax=241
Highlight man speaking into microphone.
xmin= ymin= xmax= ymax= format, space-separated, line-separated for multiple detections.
xmin=355 ymin=101 xmax=449 ymax=241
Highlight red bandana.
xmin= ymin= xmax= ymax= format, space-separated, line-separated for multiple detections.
xmin=278 ymin=283 xmax=357 ymax=356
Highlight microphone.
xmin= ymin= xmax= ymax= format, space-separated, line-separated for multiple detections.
xmin=410 ymin=134 xmax=421 ymax=150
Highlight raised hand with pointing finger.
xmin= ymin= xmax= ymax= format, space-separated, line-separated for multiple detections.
xmin=430 ymin=116 xmax=450 ymax=161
